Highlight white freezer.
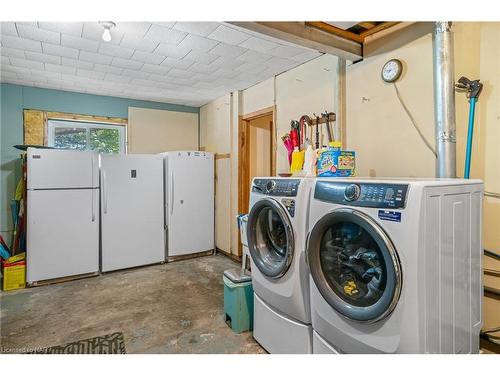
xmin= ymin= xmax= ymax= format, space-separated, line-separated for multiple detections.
xmin=100 ymin=154 xmax=165 ymax=272
xmin=26 ymin=148 xmax=100 ymax=283
xmin=27 ymin=148 xmax=99 ymax=189
xmin=161 ymin=151 xmax=214 ymax=258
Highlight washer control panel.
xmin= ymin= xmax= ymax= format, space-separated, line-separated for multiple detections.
xmin=315 ymin=181 xmax=409 ymax=209
xmin=252 ymin=179 xmax=300 ymax=197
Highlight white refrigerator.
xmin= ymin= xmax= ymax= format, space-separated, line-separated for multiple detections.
xmin=27 ymin=148 xmax=100 ymax=284
xmin=160 ymin=151 xmax=214 ymax=258
xmin=100 ymin=154 xmax=165 ymax=272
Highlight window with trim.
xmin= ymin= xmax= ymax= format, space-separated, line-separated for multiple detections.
xmin=47 ymin=120 xmax=126 ymax=154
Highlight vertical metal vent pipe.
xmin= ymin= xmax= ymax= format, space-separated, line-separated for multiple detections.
xmin=433 ymin=21 xmax=457 ymax=178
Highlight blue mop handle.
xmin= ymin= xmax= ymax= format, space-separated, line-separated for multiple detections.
xmin=464 ymin=97 xmax=477 ymax=179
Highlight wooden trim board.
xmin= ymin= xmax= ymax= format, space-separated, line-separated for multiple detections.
xmin=45 ymin=111 xmax=127 ymax=125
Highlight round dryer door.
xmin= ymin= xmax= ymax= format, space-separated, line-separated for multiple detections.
xmin=307 ymin=208 xmax=402 ymax=323
xmin=247 ymin=198 xmax=294 ymax=279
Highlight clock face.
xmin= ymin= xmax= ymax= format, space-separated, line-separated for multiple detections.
xmin=381 ymin=59 xmax=402 ymax=82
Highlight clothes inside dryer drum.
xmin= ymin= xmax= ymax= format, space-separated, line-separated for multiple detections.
xmin=319 ymin=222 xmax=388 ymax=308
xmin=257 ymin=207 xmax=288 ymax=263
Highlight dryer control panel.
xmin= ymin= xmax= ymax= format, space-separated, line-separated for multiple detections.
xmin=252 ymin=178 xmax=300 ymax=197
xmin=315 ymin=181 xmax=409 ymax=209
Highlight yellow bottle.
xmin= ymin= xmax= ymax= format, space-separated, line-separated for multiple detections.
xmin=290 ymin=147 xmax=305 ymax=174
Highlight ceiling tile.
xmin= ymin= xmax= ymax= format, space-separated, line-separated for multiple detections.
xmin=98 ymin=43 xmax=135 ymax=59
xmin=289 ymin=50 xmax=323 ymax=63
xmin=15 ymin=22 xmax=38 ymax=27
xmin=177 ymin=34 xmax=219 ymax=52
xmin=120 ymin=68 xmax=151 ymax=80
xmin=144 ymin=24 xmax=187 ymax=45
xmin=82 ymin=22 xmax=124 ymax=45
xmin=9 ymin=57 xmax=43 ymax=70
xmin=61 ymin=34 xmax=99 ymax=52
xmin=188 ymin=62 xmax=218 ymax=74
xmin=183 ymin=50 xmax=218 ymax=65
xmin=1 ymin=35 xmax=42 ymax=52
xmin=25 ymin=51 xmax=61 ymax=65
xmin=208 ymin=25 xmax=250 ymax=45
xmin=116 ymin=22 xmax=151 ymax=37
xmin=152 ymin=22 xmax=176 ymax=28
xmin=154 ymin=43 xmax=191 ymax=59
xmin=167 ymin=68 xmax=193 ymax=78
xmin=38 ymin=22 xmax=83 ymax=36
xmin=211 ymin=67 xmax=240 ymax=79
xmin=210 ymin=56 xmax=245 ymax=69
xmin=45 ymin=63 xmax=76 ymax=74
xmin=236 ymin=50 xmax=273 ymax=64
xmin=239 ymin=37 xmax=279 ymax=52
xmin=79 ymin=50 xmax=113 ymax=65
xmin=93 ymin=63 xmax=123 ymax=74
xmin=235 ymin=62 xmax=268 ymax=75
xmin=209 ymin=42 xmax=246 ymax=58
xmin=268 ymin=44 xmax=309 ymax=59
xmin=131 ymin=50 xmax=166 ymax=65
xmin=0 ymin=46 xmax=25 ymax=59
xmin=1 ymin=22 xmax=18 ymax=36
xmin=42 ymin=42 xmax=79 ymax=59
xmin=264 ymin=56 xmax=296 ymax=70
xmin=119 ymin=34 xmax=159 ymax=52
xmin=172 ymin=22 xmax=220 ymax=37
xmin=1 ymin=71 xmax=19 ymax=80
xmin=61 ymin=57 xmax=94 ymax=70
xmin=140 ymin=63 xmax=171 ymax=75
xmin=77 ymin=68 xmax=106 ymax=80
xmin=160 ymin=56 xmax=194 ymax=70
xmin=16 ymin=24 xmax=60 ymax=44
xmin=111 ymin=57 xmax=143 ymax=70
xmin=3 ymin=64 xmax=31 ymax=75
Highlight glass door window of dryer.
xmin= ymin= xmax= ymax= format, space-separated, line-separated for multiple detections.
xmin=247 ymin=199 xmax=294 ymax=279
xmin=308 ymin=210 xmax=401 ymax=323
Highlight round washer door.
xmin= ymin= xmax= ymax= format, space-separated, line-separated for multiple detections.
xmin=307 ymin=208 xmax=402 ymax=323
xmin=247 ymin=198 xmax=294 ymax=279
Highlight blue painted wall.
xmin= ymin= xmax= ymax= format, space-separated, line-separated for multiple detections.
xmin=0 ymin=83 xmax=199 ymax=235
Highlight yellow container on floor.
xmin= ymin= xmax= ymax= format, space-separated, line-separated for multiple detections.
xmin=2 ymin=252 xmax=26 ymax=291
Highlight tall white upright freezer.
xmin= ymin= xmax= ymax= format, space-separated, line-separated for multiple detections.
xmin=160 ymin=151 xmax=214 ymax=258
xmin=26 ymin=148 xmax=100 ymax=284
xmin=100 ymin=154 xmax=165 ymax=272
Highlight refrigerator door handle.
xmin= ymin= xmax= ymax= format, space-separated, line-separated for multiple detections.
xmin=91 ymin=188 xmax=95 ymax=222
xmin=103 ymin=170 xmax=108 ymax=214
xmin=170 ymin=171 xmax=174 ymax=215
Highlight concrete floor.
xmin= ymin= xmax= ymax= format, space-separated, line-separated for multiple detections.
xmin=0 ymin=254 xmax=265 ymax=354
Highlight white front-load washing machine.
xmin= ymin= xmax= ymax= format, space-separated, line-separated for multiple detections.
xmin=307 ymin=178 xmax=483 ymax=354
xmin=247 ymin=177 xmax=313 ymax=353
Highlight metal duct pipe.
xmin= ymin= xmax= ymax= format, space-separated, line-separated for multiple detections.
xmin=433 ymin=21 xmax=457 ymax=178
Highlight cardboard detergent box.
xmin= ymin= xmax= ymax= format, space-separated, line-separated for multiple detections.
xmin=2 ymin=252 xmax=26 ymax=291
xmin=317 ymin=148 xmax=356 ymax=177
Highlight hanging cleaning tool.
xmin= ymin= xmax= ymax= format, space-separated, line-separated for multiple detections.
xmin=455 ymin=76 xmax=483 ymax=179
xmin=281 ymin=134 xmax=294 ymax=166
xmin=299 ymin=115 xmax=311 ymax=149
xmin=313 ymin=113 xmax=320 ymax=150
xmin=322 ymin=111 xmax=335 ymax=145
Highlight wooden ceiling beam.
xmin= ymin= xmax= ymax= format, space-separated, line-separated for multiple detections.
xmin=228 ymin=21 xmax=363 ymax=61
xmin=305 ymin=21 xmax=364 ymax=43
xmin=359 ymin=22 xmax=400 ymax=38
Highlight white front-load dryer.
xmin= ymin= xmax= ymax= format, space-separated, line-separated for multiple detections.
xmin=247 ymin=177 xmax=313 ymax=353
xmin=307 ymin=178 xmax=483 ymax=354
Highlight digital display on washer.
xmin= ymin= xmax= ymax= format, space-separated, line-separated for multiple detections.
xmin=314 ymin=181 xmax=408 ymax=209
xmin=252 ymin=178 xmax=300 ymax=197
